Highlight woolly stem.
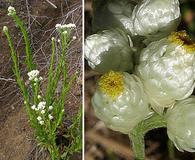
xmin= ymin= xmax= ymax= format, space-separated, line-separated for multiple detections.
xmin=129 ymin=113 xmax=167 ymax=160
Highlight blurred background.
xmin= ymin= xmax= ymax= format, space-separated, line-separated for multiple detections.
xmin=84 ymin=0 xmax=195 ymax=160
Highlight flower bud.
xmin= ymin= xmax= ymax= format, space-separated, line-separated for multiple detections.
xmin=92 ymin=71 xmax=152 ymax=134
xmin=166 ymin=96 xmax=195 ymax=152
xmin=137 ymin=31 xmax=195 ymax=113
xmin=131 ymin=0 xmax=181 ymax=42
xmin=85 ymin=29 xmax=134 ymax=73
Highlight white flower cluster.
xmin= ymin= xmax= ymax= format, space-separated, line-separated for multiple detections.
xmin=31 ymin=101 xmax=46 ymax=112
xmin=7 ymin=6 xmax=16 ymax=16
xmin=27 ymin=70 xmax=42 ymax=82
xmin=55 ymin=23 xmax=76 ymax=31
xmin=31 ymin=101 xmax=54 ymax=125
xmin=37 ymin=116 xmax=44 ymax=125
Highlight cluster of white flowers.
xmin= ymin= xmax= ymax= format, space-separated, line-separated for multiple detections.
xmin=31 ymin=101 xmax=54 ymax=125
xmin=37 ymin=116 xmax=44 ymax=125
xmin=7 ymin=6 xmax=16 ymax=16
xmin=55 ymin=23 xmax=76 ymax=31
xmin=27 ymin=70 xmax=42 ymax=82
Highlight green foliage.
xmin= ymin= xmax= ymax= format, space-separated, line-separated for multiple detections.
xmin=3 ymin=7 xmax=81 ymax=160
xmin=62 ymin=107 xmax=82 ymax=159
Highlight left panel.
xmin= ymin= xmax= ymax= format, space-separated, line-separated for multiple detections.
xmin=0 ymin=0 xmax=82 ymax=160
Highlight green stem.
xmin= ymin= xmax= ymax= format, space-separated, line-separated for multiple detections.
xmin=129 ymin=113 xmax=167 ymax=160
xmin=168 ymin=139 xmax=175 ymax=160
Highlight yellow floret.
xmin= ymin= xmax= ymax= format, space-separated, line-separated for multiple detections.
xmin=168 ymin=31 xmax=195 ymax=53
xmin=99 ymin=71 xmax=124 ymax=99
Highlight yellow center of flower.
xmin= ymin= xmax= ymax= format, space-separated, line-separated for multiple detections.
xmin=168 ymin=31 xmax=195 ymax=53
xmin=99 ymin=71 xmax=124 ymax=99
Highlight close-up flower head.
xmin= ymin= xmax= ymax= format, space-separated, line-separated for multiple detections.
xmin=92 ymin=71 xmax=152 ymax=134
xmin=137 ymin=31 xmax=195 ymax=113
xmin=85 ymin=29 xmax=134 ymax=73
xmin=131 ymin=0 xmax=181 ymax=42
xmin=166 ymin=96 xmax=195 ymax=152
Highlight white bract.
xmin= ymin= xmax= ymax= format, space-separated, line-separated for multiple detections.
xmin=166 ymin=96 xmax=195 ymax=152
xmin=27 ymin=70 xmax=40 ymax=81
xmin=85 ymin=29 xmax=134 ymax=73
xmin=92 ymin=71 xmax=152 ymax=134
xmin=7 ymin=6 xmax=16 ymax=16
xmin=137 ymin=31 xmax=195 ymax=113
xmin=131 ymin=0 xmax=181 ymax=42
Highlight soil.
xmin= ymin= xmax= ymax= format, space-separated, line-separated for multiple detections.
xmin=0 ymin=0 xmax=82 ymax=160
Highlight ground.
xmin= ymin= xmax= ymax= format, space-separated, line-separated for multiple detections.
xmin=0 ymin=0 xmax=82 ymax=159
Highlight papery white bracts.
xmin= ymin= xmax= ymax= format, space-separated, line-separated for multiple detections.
xmin=92 ymin=71 xmax=152 ymax=134
xmin=166 ymin=96 xmax=195 ymax=152
xmin=27 ymin=70 xmax=40 ymax=81
xmin=130 ymin=0 xmax=181 ymax=41
xmin=85 ymin=29 xmax=134 ymax=73
xmin=137 ymin=31 xmax=195 ymax=113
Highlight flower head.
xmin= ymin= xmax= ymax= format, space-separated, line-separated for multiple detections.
xmin=37 ymin=116 xmax=42 ymax=121
xmin=27 ymin=70 xmax=40 ymax=81
xmin=8 ymin=6 xmax=16 ymax=16
xmin=37 ymin=101 xmax=46 ymax=110
xmin=41 ymin=110 xmax=45 ymax=114
xmin=72 ymin=36 xmax=76 ymax=40
xmin=31 ymin=105 xmax=36 ymax=110
xmin=55 ymin=23 xmax=76 ymax=32
xmin=92 ymin=71 xmax=152 ymax=134
xmin=137 ymin=32 xmax=195 ymax=113
xmin=49 ymin=105 xmax=53 ymax=110
xmin=85 ymin=29 xmax=134 ymax=73
xmin=131 ymin=0 xmax=181 ymax=41
xmin=166 ymin=96 xmax=195 ymax=152
xmin=3 ymin=26 xmax=8 ymax=33
xmin=48 ymin=114 xmax=53 ymax=120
